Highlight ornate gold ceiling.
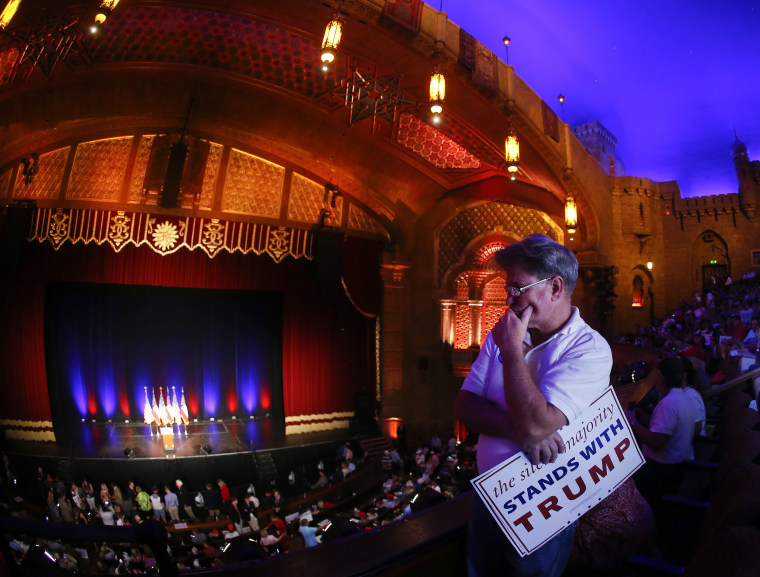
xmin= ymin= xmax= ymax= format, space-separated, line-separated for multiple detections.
xmin=0 ymin=0 xmax=585 ymax=244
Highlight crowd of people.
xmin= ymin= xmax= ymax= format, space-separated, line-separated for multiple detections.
xmin=618 ymin=273 xmax=760 ymax=389
xmin=0 ymin=429 xmax=472 ymax=574
xmin=4 ymin=258 xmax=758 ymax=575
xmin=568 ymin=273 xmax=760 ymax=573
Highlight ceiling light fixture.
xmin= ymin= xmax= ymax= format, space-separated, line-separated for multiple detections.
xmin=505 ymin=124 xmax=519 ymax=180
xmin=0 ymin=0 xmax=21 ymax=29
xmin=429 ymin=59 xmax=445 ymax=124
xmin=90 ymin=0 xmax=120 ymax=34
xmin=321 ymin=1 xmax=345 ymax=72
xmin=565 ymin=193 xmax=577 ymax=234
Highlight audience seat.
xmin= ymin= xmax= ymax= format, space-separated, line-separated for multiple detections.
xmin=655 ymin=462 xmax=760 ymax=565
xmin=677 ymin=427 xmax=760 ymax=501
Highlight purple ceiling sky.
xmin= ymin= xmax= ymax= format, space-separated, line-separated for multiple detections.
xmin=444 ymin=0 xmax=760 ymax=198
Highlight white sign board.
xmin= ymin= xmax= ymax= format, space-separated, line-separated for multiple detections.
xmin=471 ymin=387 xmax=644 ymax=557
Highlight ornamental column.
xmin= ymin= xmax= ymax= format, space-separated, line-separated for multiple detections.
xmin=379 ymin=256 xmax=411 ymax=412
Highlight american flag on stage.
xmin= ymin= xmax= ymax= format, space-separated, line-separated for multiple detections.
xmin=159 ymin=387 xmax=170 ymax=426
xmin=171 ymin=387 xmax=182 ymax=425
xmin=180 ymin=387 xmax=190 ymax=426
xmin=143 ymin=387 xmax=154 ymax=425
xmin=151 ymin=388 xmax=162 ymax=424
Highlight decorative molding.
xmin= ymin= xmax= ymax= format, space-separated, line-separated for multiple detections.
xmin=223 ymin=149 xmax=284 ymax=217
xmin=348 ymin=204 xmax=390 ymax=240
xmin=30 ymin=207 xmax=312 ymax=263
xmin=0 ymin=419 xmax=56 ymax=442
xmin=284 ymin=411 xmax=354 ymax=435
xmin=288 ymin=172 xmax=341 ymax=226
xmin=13 ymin=148 xmax=69 ymax=200
xmin=67 ymin=137 xmax=133 ymax=201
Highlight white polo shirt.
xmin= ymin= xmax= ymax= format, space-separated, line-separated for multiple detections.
xmin=461 ymin=306 xmax=612 ymax=472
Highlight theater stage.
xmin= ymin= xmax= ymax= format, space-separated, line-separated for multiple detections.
xmin=2 ymin=418 xmax=352 ymax=493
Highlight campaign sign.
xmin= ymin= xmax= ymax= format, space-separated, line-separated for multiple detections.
xmin=470 ymin=387 xmax=644 ymax=557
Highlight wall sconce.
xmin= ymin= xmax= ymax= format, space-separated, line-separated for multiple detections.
xmin=0 ymin=0 xmax=20 ymax=29
xmin=505 ymin=125 xmax=519 ymax=180
xmin=646 ymin=259 xmax=653 ymax=271
xmin=321 ymin=2 xmax=345 ymax=71
xmin=565 ymin=194 xmax=577 ymax=234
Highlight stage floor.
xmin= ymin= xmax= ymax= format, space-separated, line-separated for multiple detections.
xmin=4 ymin=418 xmax=347 ymax=461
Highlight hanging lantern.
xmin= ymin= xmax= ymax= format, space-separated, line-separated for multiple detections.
xmin=90 ymin=0 xmax=120 ymax=33
xmin=0 ymin=0 xmax=21 ymax=29
xmin=505 ymin=125 xmax=519 ymax=180
xmin=565 ymin=194 xmax=578 ymax=234
xmin=429 ymin=67 xmax=445 ymax=122
xmin=95 ymin=0 xmax=120 ymax=23
xmin=321 ymin=10 xmax=345 ymax=69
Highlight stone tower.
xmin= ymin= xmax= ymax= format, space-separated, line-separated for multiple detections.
xmin=571 ymin=120 xmax=626 ymax=177
xmin=733 ymin=135 xmax=759 ymax=219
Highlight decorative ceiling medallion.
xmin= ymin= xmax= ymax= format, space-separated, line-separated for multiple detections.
xmin=396 ymin=113 xmax=481 ymax=169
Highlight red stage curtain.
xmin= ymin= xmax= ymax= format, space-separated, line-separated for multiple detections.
xmin=0 ymin=238 xmax=379 ymax=426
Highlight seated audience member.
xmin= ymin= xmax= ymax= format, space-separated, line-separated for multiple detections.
xmin=190 ymin=529 xmax=208 ymax=545
xmin=626 ymin=357 xmax=696 ymax=506
xmin=311 ymin=471 xmax=328 ymax=491
xmin=298 ymin=518 xmax=321 ymax=548
xmin=259 ymin=529 xmax=279 ymax=548
xmin=223 ymin=523 xmax=239 ymax=539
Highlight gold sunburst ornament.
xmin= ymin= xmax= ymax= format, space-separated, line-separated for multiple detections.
xmin=152 ymin=221 xmax=180 ymax=251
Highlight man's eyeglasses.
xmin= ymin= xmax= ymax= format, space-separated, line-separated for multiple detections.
xmin=504 ymin=277 xmax=552 ymax=298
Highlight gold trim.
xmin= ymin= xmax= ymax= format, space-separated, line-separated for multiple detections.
xmin=31 ymin=208 xmax=312 ymax=262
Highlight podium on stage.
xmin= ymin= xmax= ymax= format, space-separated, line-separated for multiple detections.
xmin=160 ymin=427 xmax=175 ymax=452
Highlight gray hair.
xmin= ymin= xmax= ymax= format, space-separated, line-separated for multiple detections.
xmin=495 ymin=234 xmax=578 ymax=293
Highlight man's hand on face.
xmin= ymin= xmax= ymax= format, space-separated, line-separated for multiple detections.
xmin=492 ymin=305 xmax=533 ymax=355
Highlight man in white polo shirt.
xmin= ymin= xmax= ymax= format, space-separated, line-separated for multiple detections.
xmin=454 ymin=234 xmax=612 ymax=577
